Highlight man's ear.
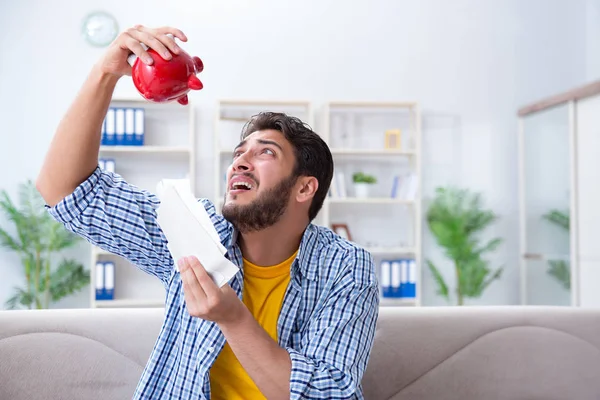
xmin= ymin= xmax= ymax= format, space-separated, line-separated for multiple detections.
xmin=295 ymin=176 xmax=319 ymax=204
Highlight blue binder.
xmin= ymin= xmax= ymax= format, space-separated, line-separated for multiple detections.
xmin=124 ymin=108 xmax=135 ymax=145
xmin=105 ymin=108 xmax=116 ymax=145
xmin=134 ymin=108 xmax=145 ymax=146
xmin=114 ymin=108 xmax=125 ymax=146
xmin=95 ymin=261 xmax=115 ymax=300
xmin=381 ymin=260 xmax=392 ymax=298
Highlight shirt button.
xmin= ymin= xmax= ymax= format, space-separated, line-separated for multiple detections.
xmin=208 ymin=346 xmax=215 ymax=353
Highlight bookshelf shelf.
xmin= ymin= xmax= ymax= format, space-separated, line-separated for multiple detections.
xmin=100 ymin=146 xmax=192 ymax=153
xmin=90 ymin=96 xmax=196 ymax=309
xmin=95 ymin=299 xmax=165 ymax=308
xmin=324 ymin=100 xmax=422 ymax=306
xmin=331 ymin=149 xmax=416 ymax=156
xmin=379 ymin=298 xmax=418 ymax=307
xmin=212 ymin=99 xmax=421 ymax=307
xmin=327 ymin=198 xmax=415 ymax=205
xmin=366 ymin=247 xmax=417 ymax=255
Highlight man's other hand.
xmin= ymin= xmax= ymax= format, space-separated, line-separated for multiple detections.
xmin=178 ymin=256 xmax=244 ymax=324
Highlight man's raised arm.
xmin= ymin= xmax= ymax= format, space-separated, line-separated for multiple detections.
xmin=36 ymin=25 xmax=187 ymax=206
xmin=36 ymin=26 xmax=191 ymax=284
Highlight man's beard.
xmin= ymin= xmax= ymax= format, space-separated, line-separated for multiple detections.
xmin=222 ymin=174 xmax=297 ymax=234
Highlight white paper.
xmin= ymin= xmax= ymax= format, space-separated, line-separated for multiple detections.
xmin=156 ymin=179 xmax=238 ymax=287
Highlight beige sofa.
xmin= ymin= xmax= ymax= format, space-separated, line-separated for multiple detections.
xmin=1 ymin=306 xmax=600 ymax=399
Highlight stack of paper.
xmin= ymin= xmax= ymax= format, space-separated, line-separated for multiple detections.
xmin=156 ymin=179 xmax=238 ymax=287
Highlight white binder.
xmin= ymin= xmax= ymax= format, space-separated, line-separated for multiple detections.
xmin=125 ymin=108 xmax=135 ymax=145
xmin=105 ymin=108 xmax=116 ymax=145
xmin=115 ymin=108 xmax=125 ymax=145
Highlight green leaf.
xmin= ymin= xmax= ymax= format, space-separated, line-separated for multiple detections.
xmin=0 ymin=226 xmax=23 ymax=253
xmin=44 ymin=259 xmax=89 ymax=301
xmin=1 ymin=181 xmax=85 ymax=309
xmin=426 ymin=260 xmax=450 ymax=302
xmin=542 ymin=210 xmax=569 ymax=231
xmin=547 ymin=260 xmax=570 ymax=290
xmin=4 ymin=287 xmax=35 ymax=310
xmin=426 ymin=186 xmax=503 ymax=304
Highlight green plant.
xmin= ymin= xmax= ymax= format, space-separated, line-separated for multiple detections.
xmin=542 ymin=209 xmax=570 ymax=290
xmin=0 ymin=180 xmax=89 ymax=309
xmin=352 ymin=172 xmax=377 ymax=184
xmin=426 ymin=186 xmax=503 ymax=305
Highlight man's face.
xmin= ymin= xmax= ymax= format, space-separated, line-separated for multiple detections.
xmin=221 ymin=129 xmax=297 ymax=233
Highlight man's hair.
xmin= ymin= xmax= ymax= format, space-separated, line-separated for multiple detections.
xmin=240 ymin=111 xmax=333 ymax=221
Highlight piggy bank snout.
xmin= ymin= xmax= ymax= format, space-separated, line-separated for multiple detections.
xmin=193 ymin=56 xmax=204 ymax=73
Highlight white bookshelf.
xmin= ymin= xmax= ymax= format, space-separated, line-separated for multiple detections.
xmin=211 ymin=99 xmax=421 ymax=306
xmin=89 ymin=96 xmax=196 ymax=308
xmin=323 ymin=101 xmax=422 ymax=306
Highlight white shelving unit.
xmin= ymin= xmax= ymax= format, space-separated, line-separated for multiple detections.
xmin=89 ymin=96 xmax=196 ymax=308
xmin=213 ymin=99 xmax=315 ymax=215
xmin=211 ymin=99 xmax=421 ymax=306
xmin=323 ymin=101 xmax=422 ymax=306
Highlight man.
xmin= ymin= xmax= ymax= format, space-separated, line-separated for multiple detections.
xmin=36 ymin=25 xmax=379 ymax=400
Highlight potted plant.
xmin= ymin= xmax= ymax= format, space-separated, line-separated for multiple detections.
xmin=426 ymin=186 xmax=503 ymax=305
xmin=0 ymin=180 xmax=89 ymax=309
xmin=352 ymin=172 xmax=377 ymax=198
xmin=542 ymin=209 xmax=570 ymax=290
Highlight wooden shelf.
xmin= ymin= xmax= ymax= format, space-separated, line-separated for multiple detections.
xmin=100 ymin=146 xmax=191 ymax=153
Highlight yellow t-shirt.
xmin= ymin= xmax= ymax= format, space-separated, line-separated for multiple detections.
xmin=209 ymin=250 xmax=297 ymax=400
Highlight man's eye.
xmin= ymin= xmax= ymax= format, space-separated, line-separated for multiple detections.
xmin=263 ymin=148 xmax=274 ymax=155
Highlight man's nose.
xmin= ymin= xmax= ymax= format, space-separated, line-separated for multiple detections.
xmin=232 ymin=153 xmax=252 ymax=172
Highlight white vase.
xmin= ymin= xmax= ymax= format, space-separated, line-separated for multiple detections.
xmin=354 ymin=183 xmax=370 ymax=198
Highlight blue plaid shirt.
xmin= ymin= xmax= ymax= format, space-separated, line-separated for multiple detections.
xmin=47 ymin=167 xmax=379 ymax=399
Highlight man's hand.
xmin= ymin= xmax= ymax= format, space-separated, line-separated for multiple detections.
xmin=178 ymin=256 xmax=244 ymax=324
xmin=98 ymin=25 xmax=188 ymax=78
xmin=179 ymin=256 xmax=292 ymax=399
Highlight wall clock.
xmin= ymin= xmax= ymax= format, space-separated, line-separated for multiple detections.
xmin=82 ymin=11 xmax=119 ymax=47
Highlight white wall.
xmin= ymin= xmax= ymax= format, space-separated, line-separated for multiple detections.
xmin=586 ymin=0 xmax=600 ymax=81
xmin=0 ymin=0 xmax=592 ymax=308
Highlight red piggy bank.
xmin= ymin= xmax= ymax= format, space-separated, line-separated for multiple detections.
xmin=129 ymin=49 xmax=204 ymax=105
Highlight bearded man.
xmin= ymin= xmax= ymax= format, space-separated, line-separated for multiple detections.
xmin=36 ymin=24 xmax=379 ymax=400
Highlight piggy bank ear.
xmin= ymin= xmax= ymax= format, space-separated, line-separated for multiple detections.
xmin=188 ymin=75 xmax=203 ymax=90
xmin=193 ymin=56 xmax=204 ymax=73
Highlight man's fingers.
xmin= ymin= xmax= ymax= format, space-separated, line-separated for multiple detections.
xmin=187 ymin=256 xmax=220 ymax=298
xmin=156 ymin=33 xmax=181 ymax=55
xmin=126 ymin=27 xmax=172 ymax=61
xmin=181 ymin=275 xmax=197 ymax=309
xmin=122 ymin=36 xmax=153 ymax=65
xmin=155 ymin=26 xmax=188 ymax=42
xmin=179 ymin=257 xmax=207 ymax=304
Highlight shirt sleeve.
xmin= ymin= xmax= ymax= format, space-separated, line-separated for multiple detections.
xmin=46 ymin=167 xmax=174 ymax=284
xmin=286 ymin=249 xmax=380 ymax=399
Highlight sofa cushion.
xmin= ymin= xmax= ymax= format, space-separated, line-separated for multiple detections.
xmin=362 ymin=306 xmax=600 ymax=400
